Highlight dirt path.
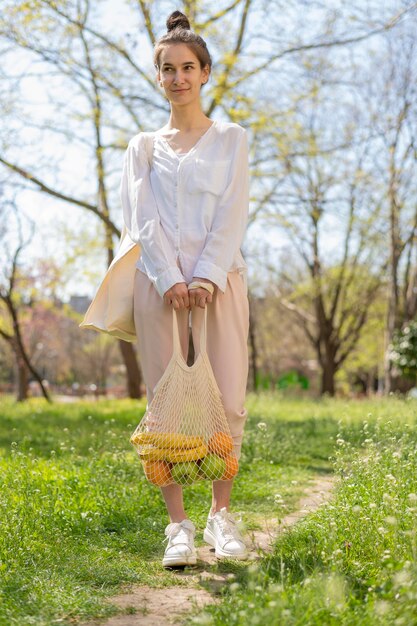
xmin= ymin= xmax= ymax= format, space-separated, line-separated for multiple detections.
xmin=80 ymin=473 xmax=336 ymax=626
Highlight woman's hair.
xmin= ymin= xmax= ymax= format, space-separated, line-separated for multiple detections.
xmin=154 ymin=10 xmax=212 ymax=76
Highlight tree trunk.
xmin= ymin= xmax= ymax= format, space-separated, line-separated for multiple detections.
xmin=118 ymin=340 xmax=142 ymax=398
xmin=16 ymin=350 xmax=29 ymax=401
xmin=384 ymin=151 xmax=402 ymax=394
xmin=5 ymin=297 xmax=52 ymax=402
xmin=320 ymin=360 xmax=336 ymax=396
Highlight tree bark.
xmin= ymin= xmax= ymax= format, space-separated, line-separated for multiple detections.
xmin=16 ymin=351 xmax=29 ymax=402
xmin=320 ymin=359 xmax=336 ymax=395
xmin=3 ymin=295 xmax=52 ymax=402
xmin=118 ymin=340 xmax=142 ymax=398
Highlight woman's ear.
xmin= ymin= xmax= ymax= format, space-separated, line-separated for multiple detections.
xmin=201 ymin=64 xmax=210 ymax=86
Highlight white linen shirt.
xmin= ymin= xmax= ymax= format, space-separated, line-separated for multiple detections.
xmin=119 ymin=120 xmax=249 ymax=299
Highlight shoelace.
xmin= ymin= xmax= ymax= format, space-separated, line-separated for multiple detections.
xmin=216 ymin=508 xmax=243 ymax=541
xmin=163 ymin=521 xmax=194 ymax=544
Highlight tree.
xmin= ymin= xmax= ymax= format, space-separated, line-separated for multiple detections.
xmin=364 ymin=27 xmax=417 ymax=392
xmin=0 ymin=202 xmax=51 ymax=401
xmin=1 ymin=0 xmax=415 ymax=398
xmin=389 ymin=322 xmax=417 ymax=384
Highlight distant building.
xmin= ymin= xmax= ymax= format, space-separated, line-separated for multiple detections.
xmin=69 ymin=295 xmax=91 ymax=314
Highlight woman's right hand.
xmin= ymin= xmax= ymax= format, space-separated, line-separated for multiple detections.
xmin=163 ymin=282 xmax=190 ymax=310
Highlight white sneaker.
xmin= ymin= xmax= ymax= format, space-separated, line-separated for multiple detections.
xmin=162 ymin=519 xmax=197 ymax=567
xmin=203 ymin=507 xmax=248 ymax=559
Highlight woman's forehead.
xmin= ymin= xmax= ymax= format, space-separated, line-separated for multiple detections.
xmin=159 ymin=43 xmax=199 ymax=66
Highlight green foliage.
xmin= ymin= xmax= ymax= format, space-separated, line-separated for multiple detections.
xmin=2 ymin=395 xmax=417 ymax=624
xmin=197 ymin=407 xmax=417 ymax=625
xmin=389 ymin=322 xmax=417 ymax=380
xmin=277 ymin=370 xmax=309 ymax=390
xmin=0 ymin=393 xmax=335 ymax=624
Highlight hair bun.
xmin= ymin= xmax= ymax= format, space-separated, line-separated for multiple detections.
xmin=166 ymin=10 xmax=191 ymax=32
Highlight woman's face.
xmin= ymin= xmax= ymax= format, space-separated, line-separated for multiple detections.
xmin=157 ymin=43 xmax=210 ymax=107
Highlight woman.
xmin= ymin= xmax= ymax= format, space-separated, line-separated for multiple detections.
xmin=121 ymin=10 xmax=250 ymax=567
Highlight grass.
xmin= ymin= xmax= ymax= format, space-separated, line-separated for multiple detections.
xmin=192 ymin=397 xmax=417 ymax=626
xmin=1 ymin=393 xmax=416 ymax=625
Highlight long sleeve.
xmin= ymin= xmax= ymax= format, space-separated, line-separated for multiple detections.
xmin=120 ymin=133 xmax=185 ymax=298
xmin=192 ymin=129 xmax=249 ymax=293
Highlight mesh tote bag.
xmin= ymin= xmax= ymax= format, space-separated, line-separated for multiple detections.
xmin=130 ymin=306 xmax=239 ymax=487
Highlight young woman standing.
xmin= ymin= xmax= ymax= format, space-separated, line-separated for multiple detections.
xmin=121 ymin=10 xmax=250 ymax=567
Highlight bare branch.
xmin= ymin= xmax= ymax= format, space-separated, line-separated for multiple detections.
xmin=0 ymin=156 xmax=120 ymax=238
xmin=231 ymin=4 xmax=417 ymax=88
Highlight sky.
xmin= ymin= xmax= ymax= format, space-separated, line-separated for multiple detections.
xmin=2 ymin=0 xmax=297 ymax=301
xmin=1 ymin=0 xmax=404 ymax=300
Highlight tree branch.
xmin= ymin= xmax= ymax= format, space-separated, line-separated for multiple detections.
xmin=0 ymin=156 xmax=120 ymax=238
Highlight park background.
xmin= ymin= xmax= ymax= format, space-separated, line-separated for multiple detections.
xmin=2 ymin=3 xmax=417 ymax=626
xmin=1 ymin=0 xmax=417 ymax=402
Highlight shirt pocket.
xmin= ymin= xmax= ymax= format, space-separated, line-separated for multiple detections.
xmin=187 ymin=158 xmax=231 ymax=196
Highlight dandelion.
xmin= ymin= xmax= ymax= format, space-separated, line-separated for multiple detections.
xmin=257 ymin=422 xmax=267 ymax=431
xmin=393 ymin=569 xmax=412 ymax=588
xmin=375 ymin=600 xmax=390 ymax=616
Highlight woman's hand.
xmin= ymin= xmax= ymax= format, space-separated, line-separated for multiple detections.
xmin=188 ymin=277 xmax=215 ymax=309
xmin=163 ymin=282 xmax=190 ymax=310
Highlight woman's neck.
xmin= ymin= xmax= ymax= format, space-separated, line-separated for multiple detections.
xmin=167 ymin=105 xmax=211 ymax=132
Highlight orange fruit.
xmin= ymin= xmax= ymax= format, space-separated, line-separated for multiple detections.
xmin=208 ymin=432 xmax=234 ymax=458
xmin=221 ymin=455 xmax=239 ymax=480
xmin=143 ymin=460 xmax=172 ymax=486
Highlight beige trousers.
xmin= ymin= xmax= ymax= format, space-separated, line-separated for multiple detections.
xmin=133 ymin=268 xmax=250 ymax=459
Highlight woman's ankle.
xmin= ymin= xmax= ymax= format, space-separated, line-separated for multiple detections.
xmin=169 ymin=514 xmax=188 ymax=523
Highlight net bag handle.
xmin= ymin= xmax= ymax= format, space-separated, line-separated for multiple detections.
xmin=172 ymin=306 xmax=207 ymax=358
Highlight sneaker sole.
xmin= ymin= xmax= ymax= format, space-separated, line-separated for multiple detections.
xmin=162 ymin=553 xmax=197 ymax=567
xmin=203 ymin=527 xmax=249 ymax=560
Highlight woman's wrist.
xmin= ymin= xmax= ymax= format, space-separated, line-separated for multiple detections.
xmin=188 ymin=279 xmax=214 ymax=295
xmin=191 ymin=276 xmax=214 ymax=286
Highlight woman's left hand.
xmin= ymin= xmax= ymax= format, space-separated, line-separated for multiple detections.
xmin=188 ymin=277 xmax=215 ymax=309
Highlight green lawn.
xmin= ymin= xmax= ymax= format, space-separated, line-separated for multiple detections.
xmin=1 ymin=393 xmax=416 ymax=625
xmin=193 ymin=396 xmax=417 ymax=626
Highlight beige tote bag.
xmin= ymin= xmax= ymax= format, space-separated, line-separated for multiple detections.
xmin=79 ymin=133 xmax=154 ymax=343
xmin=130 ymin=307 xmax=239 ymax=487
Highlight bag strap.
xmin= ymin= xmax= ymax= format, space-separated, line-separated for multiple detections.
xmin=172 ymin=307 xmax=207 ymax=359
